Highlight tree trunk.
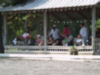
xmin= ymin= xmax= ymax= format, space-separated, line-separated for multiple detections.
xmin=0 ymin=13 xmax=4 ymax=53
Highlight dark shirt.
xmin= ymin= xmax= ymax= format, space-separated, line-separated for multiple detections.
xmin=56 ymin=38 xmax=63 ymax=45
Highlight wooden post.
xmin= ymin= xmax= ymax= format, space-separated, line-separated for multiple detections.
xmin=0 ymin=13 xmax=4 ymax=53
xmin=92 ymin=6 xmax=96 ymax=51
xmin=43 ymin=11 xmax=48 ymax=50
xmin=3 ymin=14 xmax=7 ymax=45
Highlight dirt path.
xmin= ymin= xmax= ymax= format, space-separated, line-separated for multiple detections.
xmin=0 ymin=59 xmax=100 ymax=75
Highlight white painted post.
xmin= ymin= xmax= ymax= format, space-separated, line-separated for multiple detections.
xmin=43 ymin=11 xmax=48 ymax=50
xmin=3 ymin=14 xmax=7 ymax=45
xmin=92 ymin=6 xmax=96 ymax=51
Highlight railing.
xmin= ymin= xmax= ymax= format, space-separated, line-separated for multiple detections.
xmin=5 ymin=45 xmax=93 ymax=51
xmin=4 ymin=38 xmax=100 ymax=55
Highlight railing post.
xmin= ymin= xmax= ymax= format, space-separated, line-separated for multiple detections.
xmin=92 ymin=6 xmax=96 ymax=52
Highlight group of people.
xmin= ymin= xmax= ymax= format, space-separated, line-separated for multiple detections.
xmin=47 ymin=23 xmax=88 ymax=46
xmin=12 ymin=31 xmax=33 ymax=45
xmin=12 ymin=23 xmax=89 ymax=46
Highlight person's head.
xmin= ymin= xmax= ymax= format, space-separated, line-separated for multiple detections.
xmin=77 ymin=35 xmax=82 ymax=39
xmin=36 ymin=34 xmax=41 ymax=39
xmin=53 ymin=24 xmax=56 ymax=29
xmin=80 ymin=23 xmax=84 ymax=28
xmin=49 ymin=35 xmax=53 ymax=41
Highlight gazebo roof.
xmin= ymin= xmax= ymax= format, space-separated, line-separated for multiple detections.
xmin=0 ymin=0 xmax=100 ymax=12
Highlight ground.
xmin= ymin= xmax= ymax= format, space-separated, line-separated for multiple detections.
xmin=0 ymin=59 xmax=100 ymax=75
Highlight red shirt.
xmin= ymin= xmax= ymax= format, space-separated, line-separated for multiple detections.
xmin=64 ymin=27 xmax=70 ymax=36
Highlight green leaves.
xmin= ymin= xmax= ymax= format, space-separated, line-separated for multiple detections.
xmin=0 ymin=0 xmax=28 ymax=7
xmin=11 ymin=0 xmax=27 ymax=6
xmin=96 ymin=19 xmax=100 ymax=29
xmin=0 ymin=0 xmax=12 ymax=7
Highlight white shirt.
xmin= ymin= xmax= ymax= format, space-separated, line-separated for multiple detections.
xmin=80 ymin=26 xmax=88 ymax=38
xmin=49 ymin=28 xmax=59 ymax=40
xmin=76 ymin=39 xmax=83 ymax=43
xmin=76 ymin=38 xmax=83 ymax=46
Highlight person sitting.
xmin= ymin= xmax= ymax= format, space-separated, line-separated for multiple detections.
xmin=27 ymin=34 xmax=35 ymax=45
xmin=22 ymin=31 xmax=30 ymax=39
xmin=68 ymin=35 xmax=74 ymax=46
xmin=12 ymin=37 xmax=17 ymax=45
xmin=35 ymin=34 xmax=42 ymax=45
xmin=56 ymin=35 xmax=63 ymax=46
xmin=12 ymin=31 xmax=30 ymax=45
xmin=63 ymin=35 xmax=69 ymax=46
xmin=63 ymin=35 xmax=73 ymax=46
xmin=16 ymin=30 xmax=30 ymax=41
xmin=75 ymin=35 xmax=83 ymax=46
xmin=47 ymin=35 xmax=54 ymax=45
xmin=39 ymin=40 xmax=44 ymax=46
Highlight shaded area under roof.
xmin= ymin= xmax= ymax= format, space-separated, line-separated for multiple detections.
xmin=0 ymin=0 xmax=100 ymax=12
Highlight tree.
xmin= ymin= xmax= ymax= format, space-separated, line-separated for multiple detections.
xmin=0 ymin=0 xmax=28 ymax=7
xmin=0 ymin=0 xmax=30 ymax=53
xmin=0 ymin=0 xmax=12 ymax=53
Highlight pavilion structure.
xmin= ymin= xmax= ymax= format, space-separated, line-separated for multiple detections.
xmin=0 ymin=0 xmax=100 ymax=54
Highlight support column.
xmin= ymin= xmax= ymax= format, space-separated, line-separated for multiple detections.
xmin=92 ymin=6 xmax=96 ymax=51
xmin=43 ymin=11 xmax=48 ymax=50
xmin=0 ymin=13 xmax=4 ymax=53
xmin=3 ymin=14 xmax=7 ymax=45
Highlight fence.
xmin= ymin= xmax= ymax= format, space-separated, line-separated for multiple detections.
xmin=4 ymin=38 xmax=100 ymax=55
xmin=5 ymin=45 xmax=92 ymax=51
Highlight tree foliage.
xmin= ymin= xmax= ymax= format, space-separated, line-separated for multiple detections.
xmin=0 ymin=0 xmax=28 ymax=52
xmin=0 ymin=0 xmax=28 ymax=6
xmin=11 ymin=0 xmax=28 ymax=6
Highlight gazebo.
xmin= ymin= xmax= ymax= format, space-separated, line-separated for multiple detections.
xmin=0 ymin=0 xmax=100 ymax=54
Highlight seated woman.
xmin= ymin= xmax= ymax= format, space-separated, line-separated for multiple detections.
xmin=63 ymin=36 xmax=69 ymax=46
xmin=22 ymin=31 xmax=30 ymax=39
xmin=27 ymin=34 xmax=35 ymax=45
xmin=68 ymin=35 xmax=74 ymax=46
xmin=35 ymin=34 xmax=42 ymax=45
xmin=39 ymin=40 xmax=44 ymax=46
xmin=74 ymin=35 xmax=83 ymax=46
xmin=12 ymin=31 xmax=30 ymax=45
xmin=63 ymin=35 xmax=74 ymax=46
xmin=56 ymin=35 xmax=63 ymax=46
xmin=47 ymin=36 xmax=54 ymax=45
